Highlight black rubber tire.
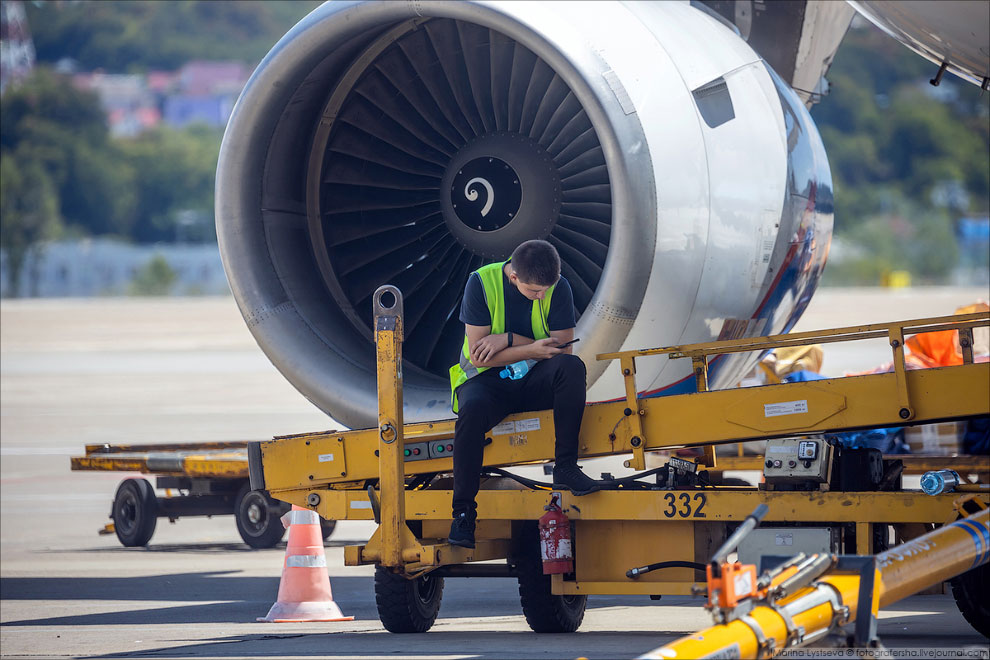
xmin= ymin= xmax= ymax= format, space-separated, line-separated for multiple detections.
xmin=374 ymin=566 xmax=444 ymax=633
xmin=112 ymin=478 xmax=158 ymax=547
xmin=234 ymin=483 xmax=287 ymax=549
xmin=950 ymin=562 xmax=990 ymax=637
xmin=516 ymin=542 xmax=587 ymax=633
xmin=320 ymin=517 xmax=337 ymax=540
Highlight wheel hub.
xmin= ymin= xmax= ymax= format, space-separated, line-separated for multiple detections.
xmin=119 ymin=499 xmax=137 ymax=529
xmin=247 ymin=502 xmax=263 ymax=525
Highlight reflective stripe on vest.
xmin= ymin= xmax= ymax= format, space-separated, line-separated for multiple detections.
xmin=448 ymin=260 xmax=555 ymax=412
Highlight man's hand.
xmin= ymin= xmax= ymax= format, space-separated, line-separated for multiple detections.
xmin=470 ymin=332 xmax=509 ymax=364
xmin=529 ymin=337 xmax=563 ymax=360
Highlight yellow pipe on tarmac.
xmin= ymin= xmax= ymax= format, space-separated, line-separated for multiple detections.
xmin=641 ymin=508 xmax=989 ymax=660
xmin=878 ymin=508 xmax=989 ymax=605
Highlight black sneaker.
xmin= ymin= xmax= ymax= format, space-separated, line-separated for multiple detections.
xmin=448 ymin=512 xmax=476 ymax=548
xmin=552 ymin=464 xmax=603 ymax=496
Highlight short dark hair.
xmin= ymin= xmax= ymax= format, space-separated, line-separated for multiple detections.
xmin=510 ymin=240 xmax=560 ymax=286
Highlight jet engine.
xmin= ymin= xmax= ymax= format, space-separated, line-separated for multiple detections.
xmin=216 ymin=0 xmax=834 ymax=429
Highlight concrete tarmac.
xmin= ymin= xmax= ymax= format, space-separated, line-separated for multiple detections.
xmin=1 ymin=289 xmax=988 ymax=659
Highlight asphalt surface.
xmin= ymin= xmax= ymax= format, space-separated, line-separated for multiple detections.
xmin=1 ymin=289 xmax=988 ymax=659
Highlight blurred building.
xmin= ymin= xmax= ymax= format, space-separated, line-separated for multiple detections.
xmin=162 ymin=60 xmax=248 ymax=129
xmin=70 ymin=59 xmax=249 ymax=134
xmin=163 ymin=94 xmax=235 ymax=129
xmin=177 ymin=60 xmax=248 ymax=96
xmin=0 ymin=240 xmax=230 ymax=297
xmin=72 ymin=72 xmax=162 ymax=137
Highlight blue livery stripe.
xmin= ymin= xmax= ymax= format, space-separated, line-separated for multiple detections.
xmin=965 ymin=519 xmax=990 ymax=565
xmin=951 ymin=519 xmax=989 ymax=569
xmin=958 ymin=519 xmax=990 ymax=565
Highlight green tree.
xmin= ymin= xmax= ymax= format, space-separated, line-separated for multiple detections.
xmin=0 ymin=149 xmax=63 ymax=297
xmin=0 ymin=68 xmax=137 ymax=238
xmin=27 ymin=1 xmax=321 ymax=72
xmin=822 ymin=199 xmax=960 ymax=286
xmin=0 ymin=68 xmax=107 ymax=150
xmin=128 ymin=254 xmax=177 ymax=295
xmin=1 ymin=67 xmax=227 ymax=246
xmin=813 ymin=21 xmax=988 ymax=284
xmin=60 ymin=140 xmax=138 ymax=237
xmin=117 ymin=124 xmax=222 ymax=243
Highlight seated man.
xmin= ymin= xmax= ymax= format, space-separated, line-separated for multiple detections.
xmin=447 ymin=239 xmax=602 ymax=548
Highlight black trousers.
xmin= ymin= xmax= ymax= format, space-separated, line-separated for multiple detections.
xmin=451 ymin=354 xmax=587 ymax=517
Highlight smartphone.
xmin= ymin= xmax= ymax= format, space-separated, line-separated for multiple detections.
xmin=555 ymin=338 xmax=580 ymax=349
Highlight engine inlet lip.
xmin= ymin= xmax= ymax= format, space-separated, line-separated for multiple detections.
xmin=441 ymin=132 xmax=561 ymax=260
xmin=217 ymin=0 xmax=658 ymax=427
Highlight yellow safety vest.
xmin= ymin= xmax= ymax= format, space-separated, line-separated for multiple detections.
xmin=448 ymin=260 xmax=555 ymax=412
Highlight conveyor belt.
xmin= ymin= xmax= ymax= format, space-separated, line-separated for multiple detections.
xmin=71 ymin=442 xmax=249 ymax=478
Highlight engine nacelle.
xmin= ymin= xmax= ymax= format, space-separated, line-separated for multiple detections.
xmin=216 ymin=1 xmax=833 ymax=429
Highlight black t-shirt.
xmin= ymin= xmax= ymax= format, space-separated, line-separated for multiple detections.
xmin=458 ymin=268 xmax=576 ymax=338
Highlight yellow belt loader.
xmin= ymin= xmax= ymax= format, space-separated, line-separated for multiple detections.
xmin=249 ymin=286 xmax=990 ymax=646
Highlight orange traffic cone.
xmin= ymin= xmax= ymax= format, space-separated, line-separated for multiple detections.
xmin=257 ymin=505 xmax=354 ymax=623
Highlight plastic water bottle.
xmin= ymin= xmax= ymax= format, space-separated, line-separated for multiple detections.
xmin=920 ymin=469 xmax=961 ymax=496
xmin=499 ymin=360 xmax=536 ymax=380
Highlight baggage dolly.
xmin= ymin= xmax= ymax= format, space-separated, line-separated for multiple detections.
xmin=70 ymin=441 xmax=337 ymax=548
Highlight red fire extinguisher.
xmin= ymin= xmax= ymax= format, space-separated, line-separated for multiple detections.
xmin=539 ymin=493 xmax=573 ymax=574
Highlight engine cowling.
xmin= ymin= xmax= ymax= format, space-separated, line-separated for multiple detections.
xmin=216 ymin=1 xmax=833 ymax=429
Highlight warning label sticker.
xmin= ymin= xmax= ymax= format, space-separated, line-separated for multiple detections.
xmin=764 ymin=400 xmax=808 ymax=417
xmin=515 ymin=418 xmax=541 ymax=432
xmin=776 ymin=533 xmax=794 ymax=546
xmin=493 ymin=418 xmax=541 ymax=435
xmin=492 ymin=421 xmax=515 ymax=436
xmin=733 ymin=571 xmax=753 ymax=597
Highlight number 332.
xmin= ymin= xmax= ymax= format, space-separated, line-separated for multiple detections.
xmin=662 ymin=492 xmax=707 ymax=518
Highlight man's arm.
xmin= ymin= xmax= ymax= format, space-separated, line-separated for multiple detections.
xmin=466 ymin=324 xmax=564 ymax=369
